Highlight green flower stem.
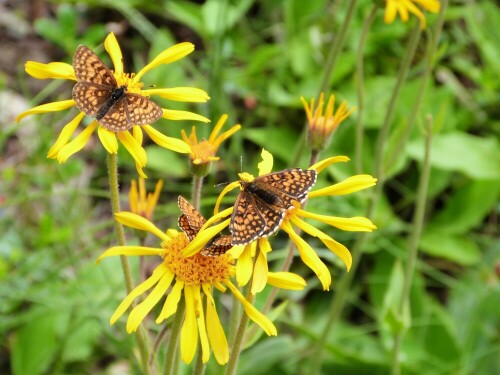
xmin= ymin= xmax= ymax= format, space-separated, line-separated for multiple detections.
xmin=106 ymin=153 xmax=151 ymax=375
xmin=391 ymin=116 xmax=433 ymax=375
xmin=385 ymin=0 xmax=448 ymax=170
xmin=308 ymin=23 xmax=422 ymax=375
xmin=163 ymin=298 xmax=186 ymax=375
xmin=192 ymin=175 xmax=204 ymax=211
xmin=290 ymin=0 xmax=359 ymax=167
xmin=193 ymin=349 xmax=206 ymax=375
xmin=355 ymin=5 xmax=377 ymax=174
xmin=225 ymin=286 xmax=255 ymax=375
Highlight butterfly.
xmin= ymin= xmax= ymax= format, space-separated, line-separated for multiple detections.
xmin=72 ymin=45 xmax=163 ymax=132
xmin=177 ymin=196 xmax=233 ymax=256
xmin=229 ymin=168 xmax=317 ymax=245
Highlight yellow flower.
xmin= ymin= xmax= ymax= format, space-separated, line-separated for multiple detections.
xmin=384 ymin=0 xmax=441 ymax=29
xmin=129 ymin=177 xmax=163 ymax=220
xmin=97 ymin=212 xmax=305 ymax=364
xmin=181 ymin=114 xmax=241 ymax=176
xmin=301 ymin=92 xmax=356 ymax=152
xmin=182 ymin=150 xmax=376 ymax=291
xmin=17 ymin=33 xmax=210 ymax=177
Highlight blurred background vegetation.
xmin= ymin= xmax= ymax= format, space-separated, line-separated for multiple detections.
xmin=1 ymin=0 xmax=499 ymax=374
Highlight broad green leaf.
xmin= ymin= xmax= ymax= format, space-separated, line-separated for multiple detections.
xmin=407 ymin=132 xmax=500 ymax=180
xmin=420 ymin=231 xmax=481 ymax=265
xmin=428 ymin=180 xmax=500 ymax=234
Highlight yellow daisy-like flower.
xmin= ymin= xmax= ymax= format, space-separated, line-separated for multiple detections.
xmin=182 ymin=149 xmax=376 ymax=291
xmin=301 ymin=92 xmax=356 ymax=152
xmin=97 ymin=212 xmax=306 ymax=364
xmin=384 ymin=0 xmax=441 ymax=29
xmin=181 ymin=114 xmax=241 ymax=176
xmin=16 ymin=32 xmax=210 ymax=177
xmin=129 ymin=177 xmax=163 ymax=220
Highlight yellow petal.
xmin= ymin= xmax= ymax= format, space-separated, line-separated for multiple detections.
xmin=162 ymin=109 xmax=210 ymax=123
xmin=134 ymin=42 xmax=195 ymax=83
xmin=110 ymin=263 xmax=169 ymax=324
xmin=236 ymin=244 xmax=253 ymax=287
xmin=114 ymin=212 xmax=170 ymax=241
xmin=96 ymin=246 xmax=163 ymax=264
xmin=214 ymin=182 xmax=239 ymax=214
xmin=291 ymin=216 xmax=352 ymax=271
xmin=126 ymin=270 xmax=174 ymax=332
xmin=157 ymin=280 xmax=184 ymax=323
xmin=25 ymin=61 xmax=76 ymax=80
xmin=16 ymin=99 xmax=76 ymax=122
xmin=296 ymin=209 xmax=376 ymax=232
xmin=104 ymin=32 xmax=123 ymax=75
xmin=225 ymin=280 xmax=277 ymax=336
xmin=117 ymin=131 xmax=147 ymax=167
xmin=193 ymin=287 xmax=210 ymax=363
xmin=47 ymin=113 xmax=85 ymax=158
xmin=142 ymin=125 xmax=191 ymax=153
xmin=57 ymin=121 xmax=98 ymax=163
xmin=181 ymin=285 xmax=198 ymax=364
xmin=182 ymin=218 xmax=231 ymax=257
xmin=208 ymin=114 xmax=228 ymax=143
xmin=97 ymin=126 xmax=118 ymax=154
xmin=309 ymin=155 xmax=349 ymax=173
xmin=203 ymin=284 xmax=229 ymax=364
xmin=267 ymin=272 xmax=306 ymax=290
xmin=212 ymin=124 xmax=241 ymax=150
xmin=258 ymin=149 xmax=273 ymax=176
xmin=251 ymin=247 xmax=268 ymax=294
xmin=281 ymin=221 xmax=331 ymax=290
xmin=142 ymin=87 xmax=210 ymax=102
xmin=384 ymin=2 xmax=398 ymax=24
xmin=309 ymin=174 xmax=377 ymax=198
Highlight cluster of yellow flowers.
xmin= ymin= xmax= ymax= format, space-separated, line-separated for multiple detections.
xmin=17 ymin=0 xmax=439 ymax=366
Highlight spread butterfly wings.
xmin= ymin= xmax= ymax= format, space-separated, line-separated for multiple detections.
xmin=177 ymin=196 xmax=232 ymax=256
xmin=72 ymin=45 xmax=163 ymax=131
xmin=229 ymin=168 xmax=318 ymax=245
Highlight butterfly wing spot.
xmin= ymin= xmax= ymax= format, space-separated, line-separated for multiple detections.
xmin=201 ymin=236 xmax=233 ymax=256
xmin=98 ymin=97 xmax=131 ymax=131
xmin=230 ymin=191 xmax=266 ymax=245
xmin=126 ymin=94 xmax=163 ymax=126
xmin=73 ymin=45 xmax=117 ymax=86
xmin=178 ymin=214 xmax=198 ymax=241
xmin=178 ymin=196 xmax=206 ymax=232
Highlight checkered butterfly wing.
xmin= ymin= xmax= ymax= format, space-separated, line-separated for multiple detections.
xmin=177 ymin=196 xmax=232 ymax=256
xmin=72 ymin=45 xmax=163 ymax=131
xmin=253 ymin=168 xmax=317 ymax=209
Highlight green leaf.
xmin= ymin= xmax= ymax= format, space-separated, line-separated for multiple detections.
xmin=12 ymin=311 xmax=66 ymax=375
xmin=145 ymin=145 xmax=188 ymax=178
xmin=407 ymin=132 xmax=500 ymax=180
xmin=420 ymin=231 xmax=481 ymax=265
xmin=243 ymin=127 xmax=299 ymax=163
xmin=428 ymin=180 xmax=500 ymax=234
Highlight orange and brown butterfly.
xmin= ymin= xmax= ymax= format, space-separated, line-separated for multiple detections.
xmin=177 ymin=196 xmax=233 ymax=256
xmin=72 ymin=45 xmax=163 ymax=132
xmin=230 ymin=168 xmax=317 ymax=245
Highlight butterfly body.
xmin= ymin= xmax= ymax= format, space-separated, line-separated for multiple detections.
xmin=230 ymin=168 xmax=317 ymax=245
xmin=177 ymin=196 xmax=232 ymax=257
xmin=72 ymin=45 xmax=163 ymax=132
xmin=95 ymin=86 xmax=126 ymax=120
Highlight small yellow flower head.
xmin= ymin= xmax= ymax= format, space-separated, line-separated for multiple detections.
xmin=384 ymin=0 xmax=441 ymax=29
xmin=181 ymin=114 xmax=241 ymax=176
xmin=98 ymin=212 xmax=278 ymax=365
xmin=301 ymin=93 xmax=356 ymax=152
xmin=17 ymin=32 xmax=211 ymax=177
xmin=129 ymin=177 xmax=163 ymax=220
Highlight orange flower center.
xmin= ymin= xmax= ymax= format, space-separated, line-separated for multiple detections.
xmin=161 ymin=232 xmax=234 ymax=285
xmin=114 ymin=72 xmax=144 ymax=94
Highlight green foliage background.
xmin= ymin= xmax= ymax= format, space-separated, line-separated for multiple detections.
xmin=1 ymin=0 xmax=499 ymax=374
